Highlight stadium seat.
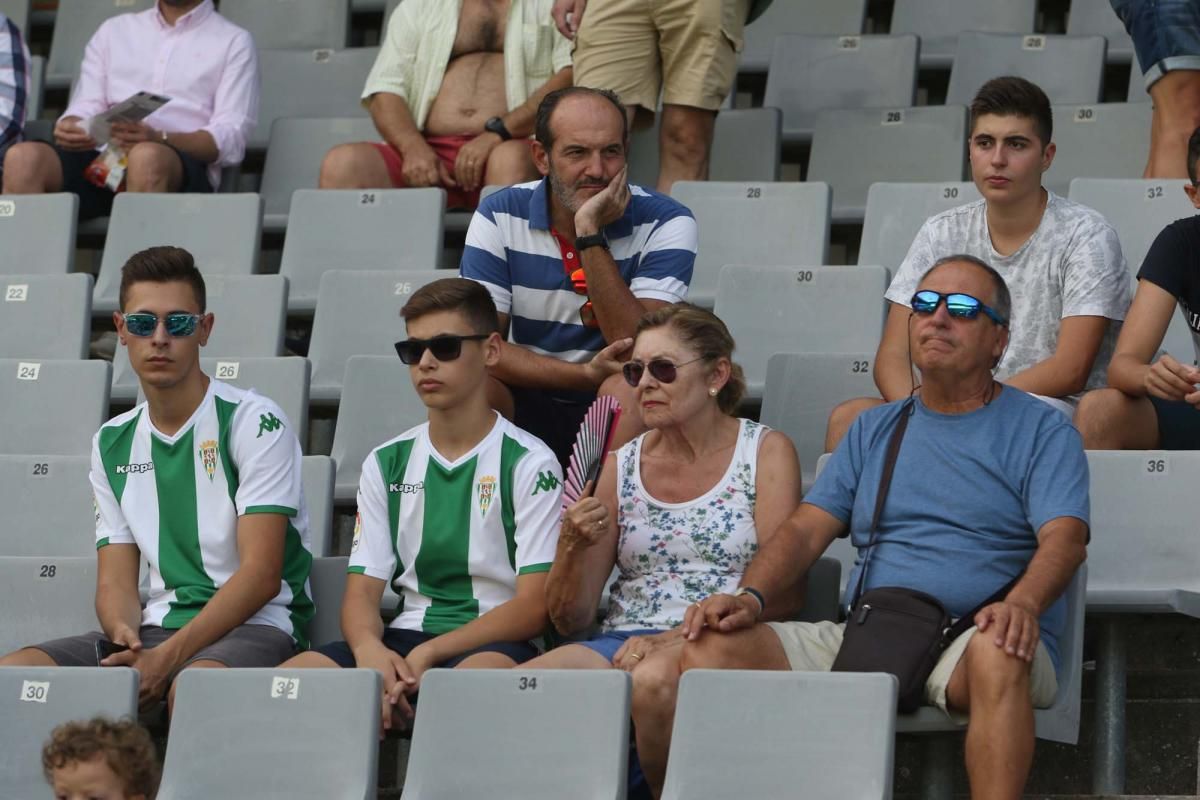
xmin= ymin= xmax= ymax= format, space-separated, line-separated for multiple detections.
xmin=946 ymin=33 xmax=1107 ymax=106
xmin=308 ymin=556 xmax=348 ymax=647
xmin=260 ymin=116 xmax=380 ymax=232
xmin=1067 ymin=0 xmax=1134 ymax=63
xmin=0 ymin=0 xmax=29 ymax=34
xmin=27 ymin=54 xmax=42 ymax=118
xmin=0 ymin=274 xmax=92 ymax=360
xmin=0 ymin=456 xmax=92 ymax=557
xmin=250 ymin=47 xmax=377 ymax=150
xmin=403 ymin=669 xmax=630 ymax=800
xmin=763 ymin=34 xmax=918 ymax=144
xmin=740 ymin=0 xmax=867 ymax=72
xmin=0 ymin=359 xmax=109 ymax=455
xmin=858 ymin=182 xmax=982 ymax=274
xmin=303 ymin=455 xmax=335 ymax=557
xmin=112 ymin=275 xmax=288 ymax=404
xmin=308 ymin=270 xmax=445 ymax=404
xmin=159 ymin=669 xmax=380 ymax=800
xmin=808 ymin=105 xmax=969 ymax=223
xmin=0 ymin=193 xmax=78 ymax=275
xmin=628 ymin=108 xmax=782 ymax=186
xmin=93 ymin=193 xmax=263 ymax=314
xmin=386 ymin=0 xmax=403 ymax=18
xmin=669 ymin=181 xmax=831 ymax=307
xmin=662 ymin=671 xmax=897 ymax=800
xmin=281 ymin=189 xmax=446 ymax=312
xmin=890 ymin=0 xmax=1038 ymax=69
xmin=0 ymin=556 xmax=100 ymax=655
xmin=221 ymin=0 xmax=350 ymax=50
xmin=713 ymin=266 xmax=889 ymax=400
xmin=795 ymin=556 xmax=842 ymax=624
xmin=760 ymin=352 xmax=878 ymax=489
xmin=1128 ymin=56 xmax=1149 ymax=102
xmin=45 ymin=0 xmax=155 ymax=89
xmin=0 ymin=667 xmax=137 ymax=799
xmin=1044 ymin=103 xmax=1151 ymax=196
xmin=329 ymin=355 xmax=426 ymax=502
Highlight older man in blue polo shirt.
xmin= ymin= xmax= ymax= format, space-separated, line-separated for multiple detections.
xmin=461 ymin=86 xmax=698 ymax=463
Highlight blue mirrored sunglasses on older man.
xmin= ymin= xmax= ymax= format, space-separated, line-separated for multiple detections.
xmin=122 ymin=313 xmax=203 ymax=337
xmin=910 ymin=290 xmax=1008 ymax=326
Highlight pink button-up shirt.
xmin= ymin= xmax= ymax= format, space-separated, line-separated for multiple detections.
xmin=62 ymin=0 xmax=259 ymax=189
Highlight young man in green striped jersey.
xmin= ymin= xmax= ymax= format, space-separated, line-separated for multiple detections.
xmin=0 ymin=246 xmax=313 ymax=712
xmin=280 ymin=278 xmax=562 ymax=735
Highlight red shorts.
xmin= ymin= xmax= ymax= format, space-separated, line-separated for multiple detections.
xmin=372 ymin=135 xmax=484 ymax=210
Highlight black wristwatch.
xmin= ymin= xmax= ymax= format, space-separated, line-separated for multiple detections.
xmin=575 ymin=232 xmax=609 ymax=252
xmin=484 ymin=116 xmax=513 ymax=141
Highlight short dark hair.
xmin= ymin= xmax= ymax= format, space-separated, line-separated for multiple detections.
xmin=43 ymin=717 xmax=159 ymax=798
xmin=535 ymin=86 xmax=628 ymax=151
xmin=1188 ymin=126 xmax=1200 ymax=184
xmin=970 ymin=76 xmax=1053 ymax=147
xmin=118 ymin=245 xmax=206 ymax=312
xmin=921 ymin=254 xmax=1012 ymax=326
xmin=400 ymin=277 xmax=500 ymax=335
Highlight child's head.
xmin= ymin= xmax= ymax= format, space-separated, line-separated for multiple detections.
xmin=43 ymin=718 xmax=159 ymax=800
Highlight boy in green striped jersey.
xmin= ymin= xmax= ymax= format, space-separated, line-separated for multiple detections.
xmin=0 ymin=247 xmax=313 ymax=713
xmin=280 ymin=278 xmax=562 ymax=735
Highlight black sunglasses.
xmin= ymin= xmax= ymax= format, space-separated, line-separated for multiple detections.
xmin=622 ymin=356 xmax=705 ymax=387
xmin=910 ymin=290 xmax=1008 ymax=326
xmin=394 ymin=334 xmax=489 ymax=365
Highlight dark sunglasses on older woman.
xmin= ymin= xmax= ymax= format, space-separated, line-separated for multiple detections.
xmin=622 ymin=356 xmax=705 ymax=387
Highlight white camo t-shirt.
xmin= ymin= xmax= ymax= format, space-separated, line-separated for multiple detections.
xmin=885 ymin=191 xmax=1131 ymax=399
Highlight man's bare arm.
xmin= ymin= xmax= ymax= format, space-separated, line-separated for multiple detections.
xmin=489 ymin=312 xmax=631 ymax=390
xmin=1004 ymin=316 xmax=1109 ymax=398
xmin=874 ymin=302 xmax=918 ymax=401
xmin=95 ymin=543 xmax=144 ymax=641
xmin=498 ymin=67 xmax=573 ymax=139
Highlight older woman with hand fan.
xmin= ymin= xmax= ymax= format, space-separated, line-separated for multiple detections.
xmin=520 ymin=304 xmax=803 ymax=796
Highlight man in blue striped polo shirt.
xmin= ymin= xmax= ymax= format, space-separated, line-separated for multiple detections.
xmin=461 ymin=86 xmax=698 ymax=463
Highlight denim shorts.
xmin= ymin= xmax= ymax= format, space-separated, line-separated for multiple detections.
xmin=573 ymin=628 xmax=663 ymax=663
xmin=1111 ymin=0 xmax=1200 ymax=88
xmin=1149 ymin=395 xmax=1200 ymax=448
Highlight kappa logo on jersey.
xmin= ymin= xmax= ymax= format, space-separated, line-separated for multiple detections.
xmin=257 ymin=412 xmax=284 ymax=438
xmin=532 ymin=471 xmax=560 ymax=495
xmin=388 ymin=482 xmax=424 ymax=494
xmin=92 ymin=493 xmax=101 ymax=528
xmin=351 ymin=512 xmax=362 ymax=553
xmin=198 ymin=439 xmax=219 ymax=482
xmin=477 ymin=475 xmax=496 ymax=516
xmin=115 ymin=462 xmax=154 ymax=475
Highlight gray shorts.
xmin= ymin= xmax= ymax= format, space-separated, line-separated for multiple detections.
xmin=30 ymin=624 xmax=297 ymax=674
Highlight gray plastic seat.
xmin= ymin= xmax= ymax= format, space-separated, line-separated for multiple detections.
xmin=27 ymin=54 xmax=42 ymax=118
xmin=261 ymin=116 xmax=380 ymax=232
xmin=669 ymin=181 xmax=831 ymax=307
xmin=0 ymin=455 xmax=93 ymax=557
xmin=159 ymin=668 xmax=380 ymax=800
xmin=45 ymin=0 xmax=155 ymax=89
xmin=809 ymin=105 xmax=968 ymax=223
xmin=740 ymin=0 xmax=866 ymax=72
xmin=858 ymin=182 xmax=982 ymax=274
xmin=308 ymin=556 xmax=348 ymax=647
xmin=0 ymin=359 xmax=109 ymax=455
xmin=94 ymin=193 xmax=262 ymax=314
xmin=1044 ymin=103 xmax=1151 ymax=196
xmin=795 ymin=556 xmax=842 ymax=624
xmin=112 ymin=274 xmax=287 ymax=403
xmin=628 ymin=108 xmax=782 ymax=186
xmin=308 ymin=270 xmax=446 ymax=403
xmin=221 ymin=0 xmax=350 ymax=50
xmin=713 ymin=265 xmax=889 ymax=399
xmin=1067 ymin=0 xmax=1134 ymax=63
xmin=946 ymin=33 xmax=1107 ymax=106
xmin=662 ymin=671 xmax=897 ymax=800
xmin=0 ymin=193 xmax=78 ymax=275
xmin=761 ymin=352 xmax=878 ymax=489
xmin=403 ymin=669 xmax=630 ymax=800
xmin=0 ymin=666 xmax=137 ymax=800
xmin=251 ymin=47 xmax=377 ymax=150
xmin=281 ymin=189 xmax=446 ymax=312
xmin=0 ymin=274 xmax=92 ymax=359
xmin=890 ymin=0 xmax=1037 ymax=69
xmin=0 ymin=557 xmax=100 ymax=655
xmin=303 ymin=455 xmax=335 ymax=557
xmin=0 ymin=0 xmax=30 ymax=33
xmin=763 ymin=34 xmax=918 ymax=144
xmin=330 ymin=355 xmax=426 ymax=501
xmin=1128 ymin=55 xmax=1149 ymax=102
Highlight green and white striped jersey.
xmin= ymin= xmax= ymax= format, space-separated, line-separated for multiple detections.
xmin=90 ymin=380 xmax=314 ymax=646
xmin=349 ymin=413 xmax=562 ymax=635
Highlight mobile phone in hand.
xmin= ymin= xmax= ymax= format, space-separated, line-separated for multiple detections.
xmin=94 ymin=639 xmax=129 ymax=664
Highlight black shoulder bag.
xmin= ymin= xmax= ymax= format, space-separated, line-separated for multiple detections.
xmin=831 ymin=400 xmax=1018 ymax=712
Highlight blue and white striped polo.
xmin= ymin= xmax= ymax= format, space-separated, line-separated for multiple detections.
xmin=460 ymin=178 xmax=697 ymax=362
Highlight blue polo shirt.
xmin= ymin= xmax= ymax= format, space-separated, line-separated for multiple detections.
xmin=460 ymin=178 xmax=697 ymax=363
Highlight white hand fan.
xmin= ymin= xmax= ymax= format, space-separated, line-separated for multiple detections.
xmin=562 ymin=395 xmax=623 ymax=509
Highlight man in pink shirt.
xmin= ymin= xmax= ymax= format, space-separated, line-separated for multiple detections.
xmin=1 ymin=0 xmax=258 ymax=218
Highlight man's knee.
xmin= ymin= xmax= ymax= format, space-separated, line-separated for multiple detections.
xmin=484 ymin=140 xmax=535 ymax=184
xmin=631 ymin=654 xmax=680 ymax=707
xmin=2 ymin=141 xmax=59 ymax=191
xmin=1073 ymin=388 xmax=1123 ymax=446
xmin=679 ymin=631 xmax=745 ymax=673
xmin=962 ymin=632 xmax=1030 ymax=705
xmin=826 ymin=396 xmax=882 ymax=451
xmin=319 ymin=142 xmax=390 ymax=188
xmin=125 ymin=142 xmax=179 ymax=190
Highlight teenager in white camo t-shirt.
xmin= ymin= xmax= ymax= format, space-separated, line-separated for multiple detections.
xmin=826 ymin=77 xmax=1131 ymax=450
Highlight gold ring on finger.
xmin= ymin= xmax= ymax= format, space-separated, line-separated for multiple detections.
xmin=629 ymin=653 xmax=642 ymax=661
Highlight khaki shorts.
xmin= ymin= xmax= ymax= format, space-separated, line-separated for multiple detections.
xmin=573 ymin=0 xmax=751 ymax=111
xmin=766 ymin=620 xmax=1058 ymax=718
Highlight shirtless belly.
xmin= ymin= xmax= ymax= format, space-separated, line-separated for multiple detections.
xmin=425 ymin=52 xmax=509 ymax=136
